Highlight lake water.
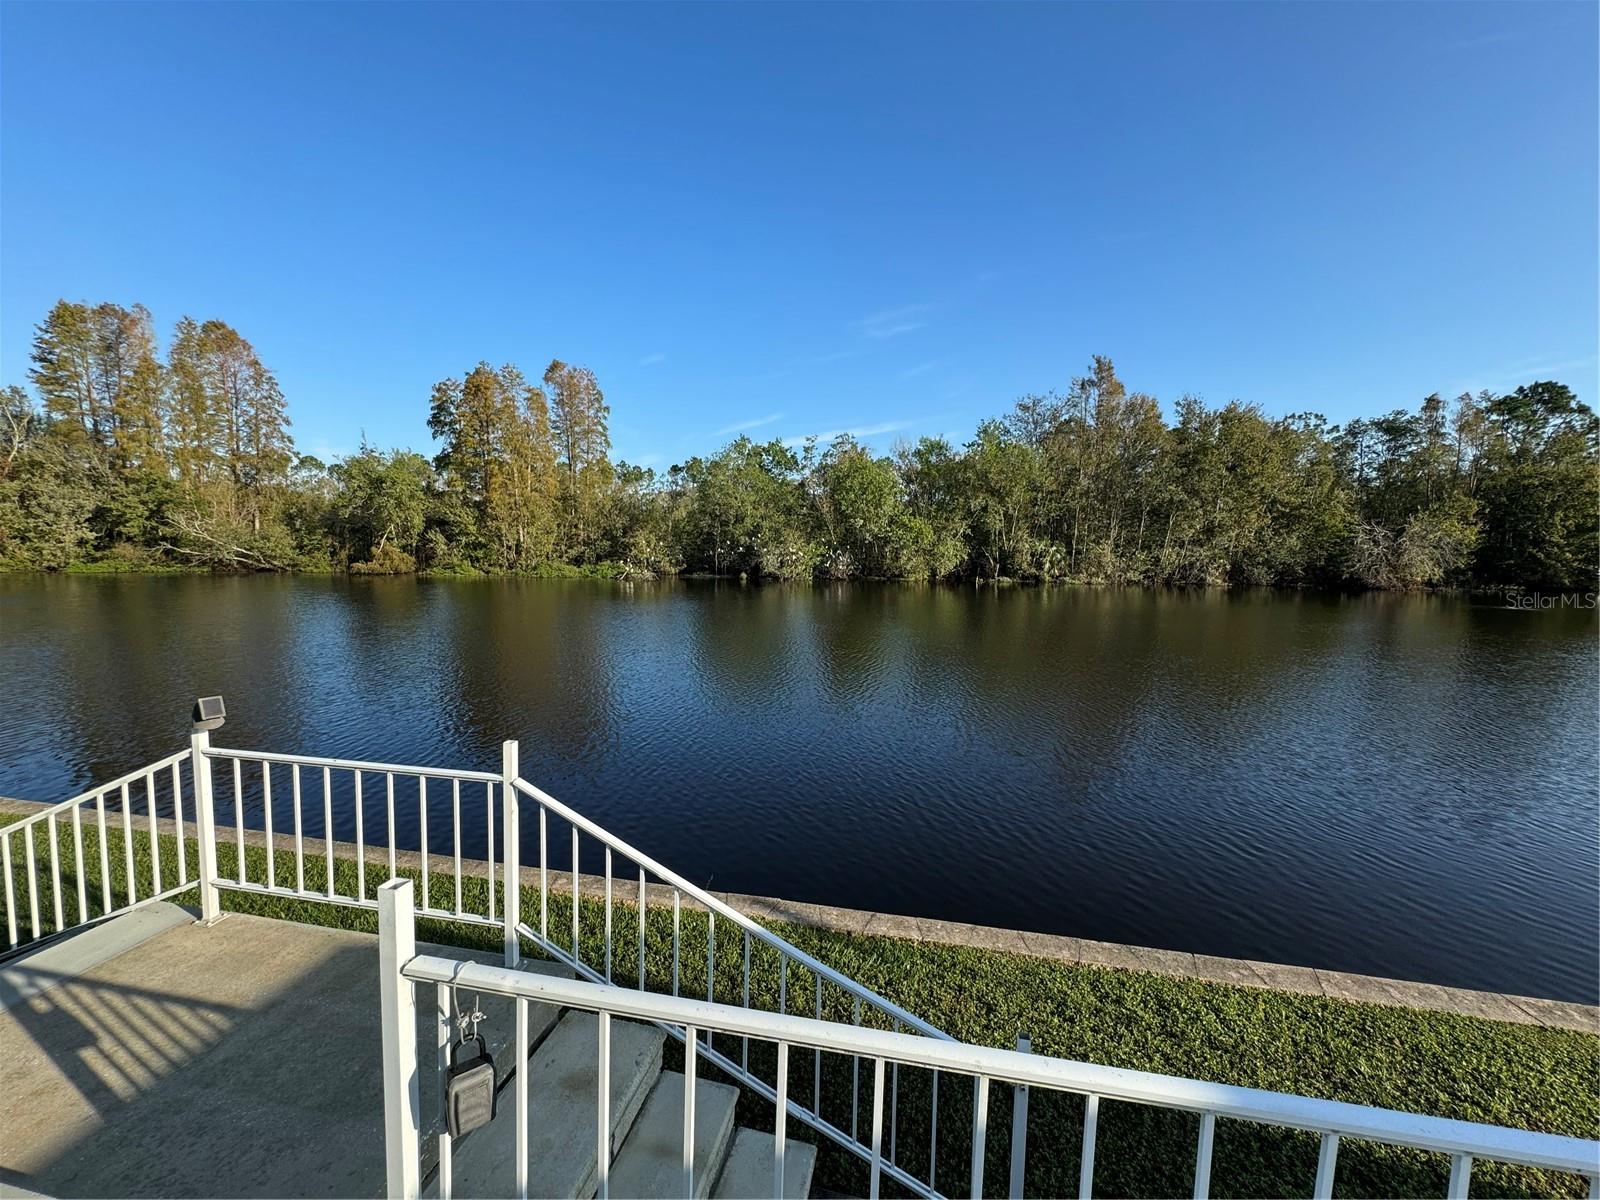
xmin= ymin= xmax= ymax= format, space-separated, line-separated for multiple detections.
xmin=1 ymin=575 xmax=1595 ymax=1002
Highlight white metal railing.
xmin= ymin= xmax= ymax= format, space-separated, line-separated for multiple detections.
xmin=193 ymin=724 xmax=953 ymax=1193
xmin=8 ymin=703 xmax=1598 ymax=1200
xmin=1 ymin=750 xmax=194 ymax=950
xmin=197 ymin=734 xmax=507 ymax=932
xmin=509 ymin=774 xmax=955 ymax=1196
xmin=377 ymin=880 xmax=1600 ymax=1200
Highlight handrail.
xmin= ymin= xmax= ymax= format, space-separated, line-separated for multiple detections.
xmin=2 ymin=749 xmax=195 ymax=950
xmin=512 ymin=775 xmax=950 ymax=1042
xmin=206 ymin=745 xmax=500 ymax=784
xmin=2 ymin=750 xmax=190 ymax=827
xmin=404 ymin=953 xmax=1600 ymax=1178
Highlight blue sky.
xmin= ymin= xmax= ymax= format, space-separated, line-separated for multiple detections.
xmin=2 ymin=2 xmax=1595 ymax=468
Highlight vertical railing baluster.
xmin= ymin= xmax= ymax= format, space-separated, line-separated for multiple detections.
xmin=539 ymin=806 xmax=549 ymax=940
xmin=774 ymin=1041 xmax=789 ymax=1199
xmin=172 ymin=760 xmax=187 ymax=885
xmin=501 ymin=741 xmax=520 ymax=967
xmin=1313 ymin=1133 xmax=1339 ymax=1199
xmin=672 ymin=889 xmax=681 ymax=995
xmin=571 ymin=825 xmax=580 ymax=961
xmin=419 ymin=776 xmax=429 ymax=907
xmin=145 ymin=772 xmax=162 ymax=894
xmin=1008 ymin=1035 xmax=1030 ymax=1200
xmin=47 ymin=813 xmax=63 ymax=931
xmin=120 ymin=782 xmax=136 ymax=906
xmin=386 ymin=772 xmax=397 ymax=877
xmin=682 ymin=1025 xmax=698 ymax=1199
xmin=95 ymin=792 xmax=111 ymax=913
xmin=706 ymin=912 xmax=716 ymax=1053
xmin=293 ymin=764 xmax=305 ymax=892
xmin=24 ymin=823 xmax=39 ymax=938
xmin=485 ymin=782 xmax=496 ymax=924
xmin=452 ymin=779 xmax=463 ymax=916
xmin=354 ymin=770 xmax=365 ymax=902
xmin=971 ymin=1075 xmax=989 ymax=1200
xmin=224 ymin=761 xmax=238 ymax=883
xmin=437 ymin=983 xmax=453 ymax=1200
xmin=852 ymin=996 xmax=862 ymax=1140
xmin=742 ymin=931 xmax=752 ymax=1072
xmin=71 ymin=802 xmax=87 ymax=924
xmin=604 ymin=847 xmax=613 ymax=981
xmin=322 ymin=766 xmax=335 ymax=897
xmin=1193 ymin=1112 xmax=1215 ymax=1200
xmin=870 ymin=1057 xmax=886 ymax=1200
xmin=814 ymin=976 xmax=823 ymax=1115
xmin=890 ymin=1021 xmax=901 ymax=1167
xmin=1078 ymin=1094 xmax=1098 ymax=1199
xmin=515 ymin=996 xmax=529 ymax=1200
xmin=261 ymin=762 xmax=273 ymax=888
xmin=638 ymin=868 xmax=647 ymax=989
xmin=2 ymin=832 xmax=15 ymax=946
xmin=1446 ymin=1154 xmax=1473 ymax=1200
xmin=930 ymin=1069 xmax=940 ymax=1194
xmin=233 ymin=758 xmax=246 ymax=885
xmin=597 ymin=1010 xmax=612 ymax=1200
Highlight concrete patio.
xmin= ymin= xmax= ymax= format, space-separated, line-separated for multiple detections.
xmin=0 ymin=907 xmax=525 ymax=1198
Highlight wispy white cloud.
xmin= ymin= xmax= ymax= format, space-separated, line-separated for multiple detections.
xmin=802 ymin=348 xmax=865 ymax=366
xmin=784 ymin=419 xmax=916 ymax=447
xmin=1446 ymin=29 xmax=1522 ymax=51
xmin=713 ymin=412 xmax=785 ymax=437
xmin=900 ymin=361 xmax=938 ymax=380
xmin=855 ymin=303 xmax=932 ymax=340
xmin=640 ymin=352 xmax=667 ymax=366
xmin=1448 ymin=354 xmax=1596 ymax=395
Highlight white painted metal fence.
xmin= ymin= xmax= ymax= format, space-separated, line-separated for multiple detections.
xmin=1 ymin=750 xmax=195 ymax=948
xmin=4 ymin=701 xmax=1598 ymax=1200
xmin=377 ymin=881 xmax=1599 ymax=1200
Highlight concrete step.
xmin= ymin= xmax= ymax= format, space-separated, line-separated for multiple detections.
xmin=607 ymin=1069 xmax=740 ymax=1200
xmin=417 ymin=948 xmax=570 ymax=1181
xmin=447 ymin=1012 xmax=666 ymax=1199
xmin=417 ymin=946 xmax=569 ymax=1095
xmin=712 ymin=1127 xmax=818 ymax=1199
xmin=0 ymin=900 xmax=193 ymax=1010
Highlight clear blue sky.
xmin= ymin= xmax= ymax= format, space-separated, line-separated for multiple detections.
xmin=2 ymin=2 xmax=1595 ymax=468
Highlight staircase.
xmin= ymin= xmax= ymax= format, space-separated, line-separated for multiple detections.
xmin=441 ymin=1002 xmax=817 ymax=1199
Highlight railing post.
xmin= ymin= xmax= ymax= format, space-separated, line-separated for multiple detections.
xmin=502 ymin=740 xmax=520 ymax=967
xmin=379 ymin=878 xmax=421 ymax=1200
xmin=1008 ymin=1035 xmax=1030 ymax=1199
xmin=188 ymin=711 xmax=222 ymax=924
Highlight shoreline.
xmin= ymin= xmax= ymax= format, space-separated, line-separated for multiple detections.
xmin=2 ymin=795 xmax=1592 ymax=1033
xmin=5 ymin=565 xmax=1589 ymax=600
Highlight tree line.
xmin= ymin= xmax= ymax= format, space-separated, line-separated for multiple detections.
xmin=2 ymin=298 xmax=1595 ymax=591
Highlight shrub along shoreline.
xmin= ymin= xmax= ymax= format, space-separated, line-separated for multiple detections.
xmin=1 ymin=813 xmax=1594 ymax=1198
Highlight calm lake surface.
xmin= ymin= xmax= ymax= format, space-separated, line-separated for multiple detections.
xmin=1 ymin=575 xmax=1595 ymax=1002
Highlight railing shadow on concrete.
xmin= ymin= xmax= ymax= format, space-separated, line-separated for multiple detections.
xmin=0 ymin=928 xmax=426 ymax=1199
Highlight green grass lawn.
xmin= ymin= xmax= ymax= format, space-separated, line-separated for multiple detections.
xmin=1 ymin=811 xmax=1595 ymax=1198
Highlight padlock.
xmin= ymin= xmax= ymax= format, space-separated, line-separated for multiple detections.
xmin=444 ymin=1032 xmax=498 ymax=1139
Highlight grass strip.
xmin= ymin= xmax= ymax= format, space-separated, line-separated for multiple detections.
xmin=1 ymin=812 xmax=1594 ymax=1198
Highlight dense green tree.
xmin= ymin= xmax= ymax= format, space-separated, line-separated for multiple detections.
xmin=544 ymin=359 xmax=611 ymax=560
xmin=1472 ymin=382 xmax=1599 ymax=589
xmin=332 ymin=446 xmax=434 ymax=570
xmin=5 ymin=298 xmax=1595 ymax=591
xmin=428 ymin=362 xmax=561 ymax=570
